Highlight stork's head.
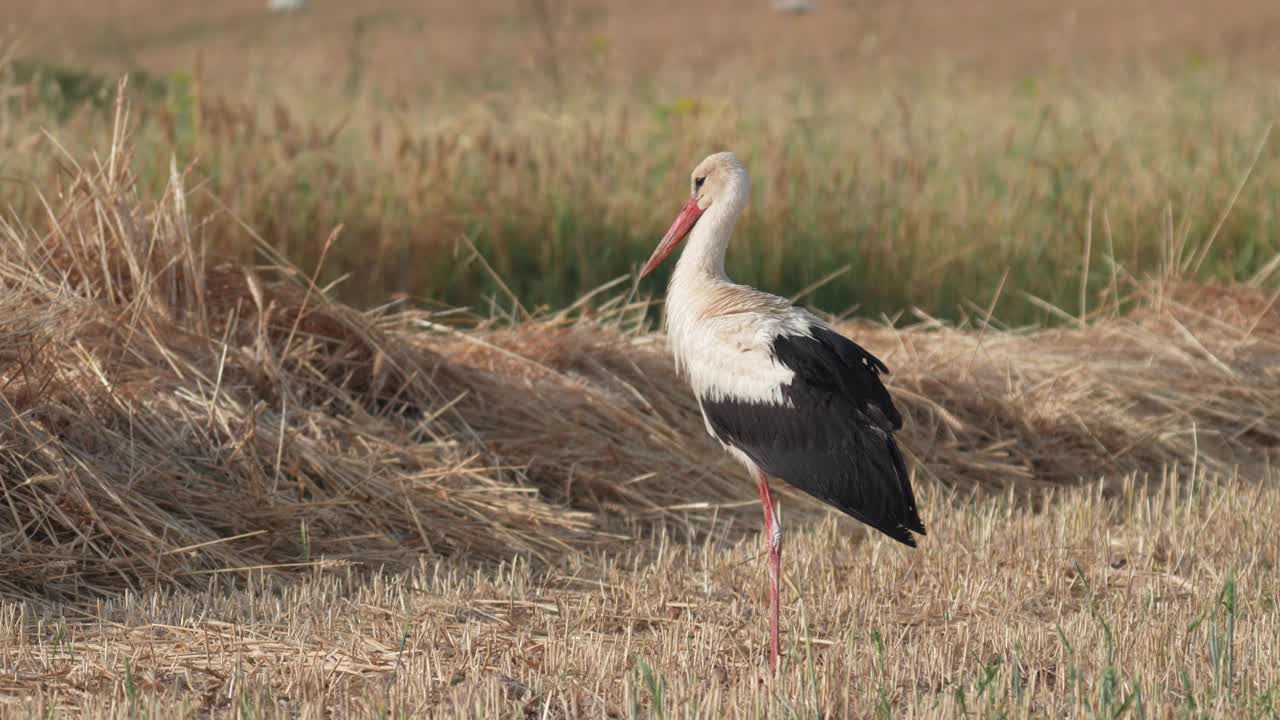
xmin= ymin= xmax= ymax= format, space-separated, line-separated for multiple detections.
xmin=640 ymin=151 xmax=749 ymax=277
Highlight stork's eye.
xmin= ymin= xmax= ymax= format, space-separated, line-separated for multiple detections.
xmin=695 ymin=176 xmax=706 ymax=191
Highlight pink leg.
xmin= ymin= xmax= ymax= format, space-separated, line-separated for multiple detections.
xmin=755 ymin=469 xmax=783 ymax=675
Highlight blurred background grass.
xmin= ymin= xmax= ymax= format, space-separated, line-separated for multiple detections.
xmin=2 ymin=0 xmax=1279 ymax=321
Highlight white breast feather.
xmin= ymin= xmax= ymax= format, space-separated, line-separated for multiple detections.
xmin=667 ymin=301 xmax=818 ymax=407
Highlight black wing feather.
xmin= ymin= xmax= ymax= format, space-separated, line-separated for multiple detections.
xmin=702 ymin=324 xmax=925 ymax=545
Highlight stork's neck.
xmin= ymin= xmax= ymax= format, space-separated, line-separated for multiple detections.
xmin=669 ymin=184 xmax=747 ymax=294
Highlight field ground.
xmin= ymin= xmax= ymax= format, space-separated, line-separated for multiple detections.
xmin=5 ymin=473 xmax=1280 ymax=717
xmin=3 ymin=2 xmax=1280 ymax=717
xmin=7 ymin=0 xmax=1280 ymax=90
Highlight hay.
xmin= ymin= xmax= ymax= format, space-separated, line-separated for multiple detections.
xmin=1 ymin=117 xmax=1278 ymax=605
xmin=427 ymin=279 xmax=1280 ymax=507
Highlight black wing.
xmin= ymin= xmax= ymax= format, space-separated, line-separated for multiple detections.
xmin=701 ymin=324 xmax=925 ymax=545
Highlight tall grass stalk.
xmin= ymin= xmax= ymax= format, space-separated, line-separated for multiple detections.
xmin=3 ymin=61 xmax=1279 ymax=321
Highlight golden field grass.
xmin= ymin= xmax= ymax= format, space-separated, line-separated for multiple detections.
xmin=2 ymin=1 xmax=1280 ymax=319
xmin=0 ymin=101 xmax=1277 ymax=716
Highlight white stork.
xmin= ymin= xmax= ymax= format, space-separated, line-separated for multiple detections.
xmin=640 ymin=152 xmax=926 ymax=674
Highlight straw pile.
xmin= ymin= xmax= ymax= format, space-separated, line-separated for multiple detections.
xmin=1 ymin=122 xmax=1278 ymax=606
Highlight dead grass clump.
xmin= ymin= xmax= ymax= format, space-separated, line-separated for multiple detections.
xmin=0 ymin=108 xmax=595 ymax=603
xmin=860 ymin=285 xmax=1280 ymax=490
xmin=434 ymin=281 xmax=1280 ymax=505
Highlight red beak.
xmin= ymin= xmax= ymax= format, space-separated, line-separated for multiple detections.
xmin=640 ymin=198 xmax=704 ymax=278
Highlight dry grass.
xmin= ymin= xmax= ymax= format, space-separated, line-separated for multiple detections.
xmin=2 ymin=101 xmax=1278 ymax=599
xmin=3 ymin=472 xmax=1278 ymax=717
xmin=0 ymin=95 xmax=1279 ymax=715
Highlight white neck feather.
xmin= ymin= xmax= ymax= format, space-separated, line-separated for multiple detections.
xmin=672 ymin=202 xmax=735 ymax=281
xmin=668 ymin=171 xmax=749 ymax=297
xmin=663 ymin=168 xmax=751 ymax=380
